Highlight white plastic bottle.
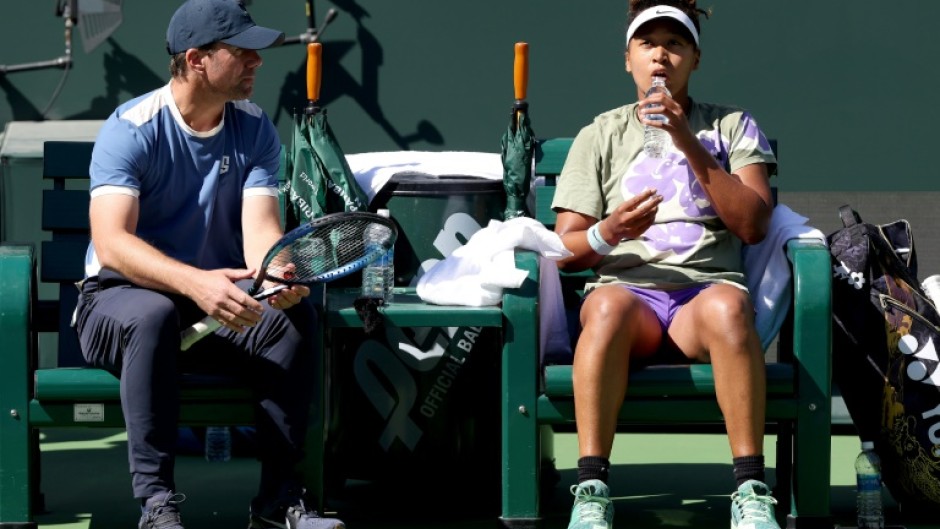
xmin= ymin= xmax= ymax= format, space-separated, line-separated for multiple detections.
xmin=855 ymin=441 xmax=885 ymax=529
xmin=204 ymin=425 xmax=232 ymax=462
xmin=643 ymin=76 xmax=671 ymax=158
xmin=361 ymin=209 xmax=394 ymax=303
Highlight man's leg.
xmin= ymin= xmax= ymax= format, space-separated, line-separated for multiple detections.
xmin=75 ymin=275 xmax=183 ymax=501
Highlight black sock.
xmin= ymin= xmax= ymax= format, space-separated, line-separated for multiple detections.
xmin=732 ymin=455 xmax=765 ymax=487
xmin=577 ymin=456 xmax=610 ymax=484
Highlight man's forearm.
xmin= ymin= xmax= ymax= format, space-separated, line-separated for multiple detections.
xmin=95 ymin=232 xmax=201 ymax=297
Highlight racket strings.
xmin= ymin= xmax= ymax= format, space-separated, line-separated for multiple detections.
xmin=265 ymin=218 xmax=394 ymax=283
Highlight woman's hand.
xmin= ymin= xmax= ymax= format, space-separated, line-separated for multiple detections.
xmin=600 ymin=187 xmax=662 ymax=242
xmin=637 ymin=90 xmax=697 ymax=151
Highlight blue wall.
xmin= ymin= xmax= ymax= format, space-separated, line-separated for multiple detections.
xmin=2 ymin=1 xmax=938 ymax=191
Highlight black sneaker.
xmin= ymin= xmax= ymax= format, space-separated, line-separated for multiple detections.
xmin=139 ymin=491 xmax=186 ymax=529
xmin=248 ymin=492 xmax=344 ymax=529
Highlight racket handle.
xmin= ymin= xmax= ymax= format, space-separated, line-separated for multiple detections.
xmin=513 ymin=42 xmax=529 ymax=101
xmin=307 ymin=42 xmax=322 ymax=102
xmin=180 ymin=316 xmax=221 ymax=351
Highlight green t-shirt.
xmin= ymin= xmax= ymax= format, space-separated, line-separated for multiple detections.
xmin=552 ymin=100 xmax=777 ymax=290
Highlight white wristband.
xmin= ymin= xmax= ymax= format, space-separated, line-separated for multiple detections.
xmin=587 ymin=223 xmax=615 ymax=255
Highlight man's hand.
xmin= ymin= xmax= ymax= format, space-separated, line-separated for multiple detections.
xmin=190 ymin=268 xmax=264 ymax=332
xmin=267 ymin=284 xmax=310 ymax=311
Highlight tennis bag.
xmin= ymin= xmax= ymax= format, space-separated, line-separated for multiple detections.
xmin=828 ymin=205 xmax=940 ymax=509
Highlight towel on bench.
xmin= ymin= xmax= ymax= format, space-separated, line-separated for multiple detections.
xmin=416 ymin=216 xmax=570 ymax=306
xmin=743 ymin=204 xmax=827 ymax=350
xmin=346 ymin=151 xmax=502 ymax=204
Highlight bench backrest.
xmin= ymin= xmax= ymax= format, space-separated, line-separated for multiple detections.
xmin=41 ymin=141 xmax=95 ymax=367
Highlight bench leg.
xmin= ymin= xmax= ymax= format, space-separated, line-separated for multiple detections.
xmin=500 ymin=258 xmax=541 ymax=528
xmin=0 ymin=245 xmax=38 ymax=527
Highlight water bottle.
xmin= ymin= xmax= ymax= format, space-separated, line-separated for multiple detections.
xmin=855 ymin=441 xmax=885 ymax=529
xmin=361 ymin=209 xmax=394 ymax=303
xmin=643 ymin=76 xmax=671 ymax=158
xmin=204 ymin=425 xmax=232 ymax=462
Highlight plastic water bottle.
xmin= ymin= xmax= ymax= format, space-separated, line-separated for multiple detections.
xmin=855 ymin=441 xmax=885 ymax=529
xmin=643 ymin=76 xmax=671 ymax=158
xmin=361 ymin=209 xmax=394 ymax=303
xmin=204 ymin=426 xmax=232 ymax=462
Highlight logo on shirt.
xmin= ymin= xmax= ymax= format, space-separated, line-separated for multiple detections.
xmin=220 ymin=155 xmax=230 ymax=175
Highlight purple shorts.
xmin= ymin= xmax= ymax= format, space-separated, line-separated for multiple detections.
xmin=619 ymin=283 xmax=710 ymax=332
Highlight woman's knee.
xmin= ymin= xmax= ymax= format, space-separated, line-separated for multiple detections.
xmin=580 ymin=286 xmax=645 ymax=327
xmin=694 ymin=286 xmax=758 ymax=347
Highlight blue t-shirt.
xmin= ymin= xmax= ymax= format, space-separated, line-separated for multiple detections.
xmin=85 ymin=83 xmax=281 ymax=277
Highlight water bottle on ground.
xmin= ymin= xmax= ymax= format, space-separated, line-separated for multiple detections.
xmin=361 ymin=209 xmax=394 ymax=303
xmin=855 ymin=441 xmax=885 ymax=529
xmin=643 ymin=76 xmax=671 ymax=158
xmin=204 ymin=425 xmax=232 ymax=462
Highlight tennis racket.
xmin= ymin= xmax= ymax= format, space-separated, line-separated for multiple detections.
xmin=180 ymin=211 xmax=397 ymax=351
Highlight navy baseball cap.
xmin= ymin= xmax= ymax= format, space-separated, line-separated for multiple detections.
xmin=166 ymin=0 xmax=285 ymax=55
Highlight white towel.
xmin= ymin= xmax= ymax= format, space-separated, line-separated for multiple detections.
xmin=416 ymin=217 xmax=571 ymax=307
xmin=743 ymin=204 xmax=827 ymax=350
xmin=346 ymin=151 xmax=503 ymax=204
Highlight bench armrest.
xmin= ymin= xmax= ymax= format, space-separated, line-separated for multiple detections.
xmin=785 ymin=237 xmax=832 ymax=425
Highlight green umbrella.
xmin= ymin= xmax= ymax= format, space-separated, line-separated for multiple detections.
xmin=500 ymin=42 xmax=535 ymax=220
xmin=284 ymin=42 xmax=369 ymax=231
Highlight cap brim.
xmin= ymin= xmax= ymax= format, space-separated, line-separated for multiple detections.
xmin=222 ymin=25 xmax=285 ymax=50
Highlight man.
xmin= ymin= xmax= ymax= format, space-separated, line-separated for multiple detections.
xmin=74 ymin=1 xmax=343 ymax=528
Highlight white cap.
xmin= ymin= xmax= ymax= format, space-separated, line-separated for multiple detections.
xmin=377 ymin=209 xmax=390 ymax=218
xmin=861 ymin=441 xmax=875 ymax=450
xmin=626 ymin=5 xmax=700 ymax=47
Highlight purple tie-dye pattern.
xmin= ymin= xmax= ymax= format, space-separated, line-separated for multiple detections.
xmin=618 ymin=111 xmax=770 ymax=259
xmin=642 ymin=221 xmax=705 ymax=255
xmin=621 ymin=135 xmax=715 ymax=257
xmin=740 ymin=111 xmax=772 ymax=152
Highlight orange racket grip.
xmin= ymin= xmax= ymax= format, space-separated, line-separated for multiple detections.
xmin=513 ymin=42 xmax=529 ymax=101
xmin=306 ymin=42 xmax=322 ymax=102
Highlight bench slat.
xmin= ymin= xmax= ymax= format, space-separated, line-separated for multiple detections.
xmin=543 ymin=363 xmax=795 ymax=398
xmin=42 ymin=190 xmax=89 ymax=231
xmin=34 ymin=368 xmax=254 ymax=401
xmin=537 ymin=395 xmax=799 ymax=424
xmin=43 ymin=141 xmax=95 ymax=179
xmin=41 ymin=239 xmax=88 ymax=283
xmin=326 ymin=289 xmax=503 ymax=327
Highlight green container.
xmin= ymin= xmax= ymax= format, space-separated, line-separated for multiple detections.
xmin=371 ymin=172 xmax=506 ymax=286
xmin=326 ymin=173 xmax=506 ymax=501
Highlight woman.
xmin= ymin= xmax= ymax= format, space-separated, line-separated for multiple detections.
xmin=552 ymin=2 xmax=780 ymax=529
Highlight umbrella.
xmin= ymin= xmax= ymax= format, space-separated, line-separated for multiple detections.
xmin=284 ymin=42 xmax=369 ymax=231
xmin=500 ymin=42 xmax=536 ymax=220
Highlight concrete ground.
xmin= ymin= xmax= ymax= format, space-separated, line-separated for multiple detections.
xmin=31 ymin=429 xmax=935 ymax=529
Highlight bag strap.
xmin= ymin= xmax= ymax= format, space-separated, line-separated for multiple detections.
xmin=839 ymin=205 xmax=861 ymax=228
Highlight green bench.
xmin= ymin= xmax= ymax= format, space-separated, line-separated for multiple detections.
xmin=0 ymin=138 xmax=833 ymax=529
xmin=0 ymin=140 xmax=328 ymax=528
xmin=498 ymin=138 xmax=833 ymax=528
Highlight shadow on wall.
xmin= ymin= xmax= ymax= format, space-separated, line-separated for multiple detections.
xmin=271 ymin=0 xmax=443 ymax=150
xmin=0 ymin=0 xmax=443 ymax=151
xmin=68 ymin=38 xmax=164 ymax=120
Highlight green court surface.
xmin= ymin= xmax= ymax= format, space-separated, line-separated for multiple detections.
xmin=33 ymin=429 xmax=936 ymax=529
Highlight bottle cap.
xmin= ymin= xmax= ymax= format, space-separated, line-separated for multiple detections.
xmin=861 ymin=441 xmax=875 ymax=450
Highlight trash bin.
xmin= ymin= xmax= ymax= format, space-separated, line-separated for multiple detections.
xmin=326 ymin=173 xmax=505 ymax=498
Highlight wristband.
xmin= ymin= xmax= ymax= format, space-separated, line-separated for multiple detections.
xmin=587 ymin=223 xmax=615 ymax=255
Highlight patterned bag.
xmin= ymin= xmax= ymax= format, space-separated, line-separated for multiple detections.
xmin=828 ymin=205 xmax=940 ymax=510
